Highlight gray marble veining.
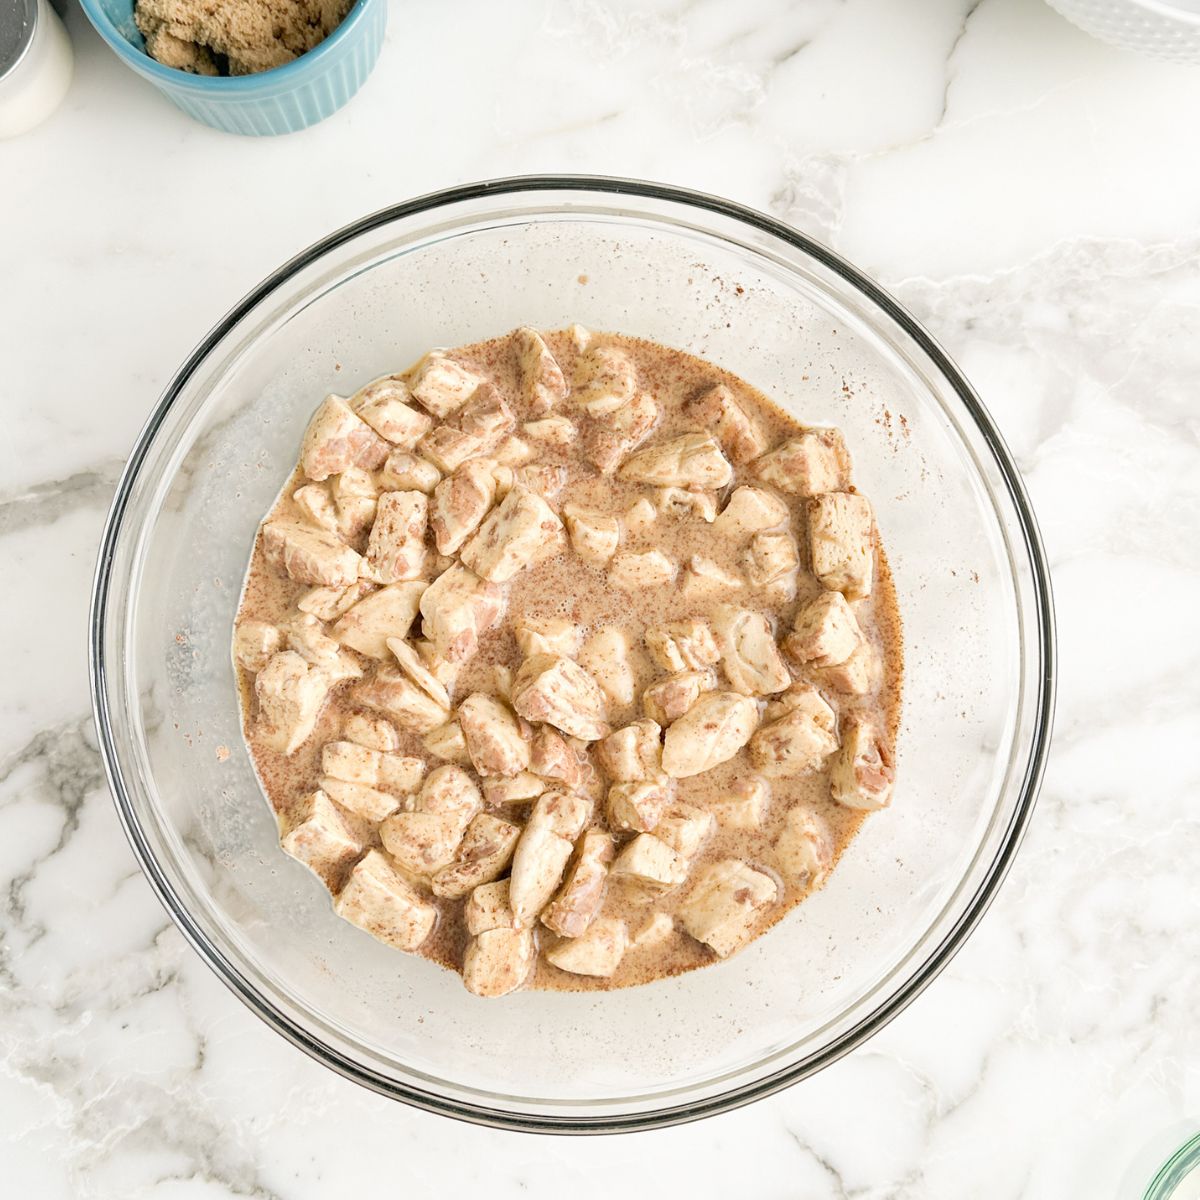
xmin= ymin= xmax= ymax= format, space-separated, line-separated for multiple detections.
xmin=1 ymin=0 xmax=1198 ymax=1195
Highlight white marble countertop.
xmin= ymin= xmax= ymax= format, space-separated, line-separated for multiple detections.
xmin=4 ymin=0 xmax=1200 ymax=1194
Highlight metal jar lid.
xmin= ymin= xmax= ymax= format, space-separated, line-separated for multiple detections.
xmin=0 ymin=0 xmax=39 ymax=81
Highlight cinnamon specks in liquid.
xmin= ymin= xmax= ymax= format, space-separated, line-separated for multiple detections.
xmin=234 ymin=328 xmax=903 ymax=993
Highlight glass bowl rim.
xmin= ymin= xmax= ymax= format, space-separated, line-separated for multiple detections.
xmin=88 ymin=174 xmax=1057 ymax=1135
xmin=1145 ymin=1131 xmax=1200 ymax=1199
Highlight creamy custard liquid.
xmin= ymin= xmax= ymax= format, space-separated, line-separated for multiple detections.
xmin=234 ymin=328 xmax=902 ymax=993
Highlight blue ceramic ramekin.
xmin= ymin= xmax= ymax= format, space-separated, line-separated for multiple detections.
xmin=78 ymin=0 xmax=385 ymax=135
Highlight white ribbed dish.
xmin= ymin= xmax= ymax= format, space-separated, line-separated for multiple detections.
xmin=1047 ymin=0 xmax=1200 ymax=63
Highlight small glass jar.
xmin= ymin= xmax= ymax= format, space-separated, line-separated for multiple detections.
xmin=0 ymin=0 xmax=73 ymax=138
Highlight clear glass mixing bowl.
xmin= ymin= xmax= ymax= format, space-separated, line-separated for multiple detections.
xmin=89 ymin=177 xmax=1055 ymax=1133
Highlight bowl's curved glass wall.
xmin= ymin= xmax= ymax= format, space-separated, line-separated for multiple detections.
xmin=92 ymin=181 xmax=1053 ymax=1131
